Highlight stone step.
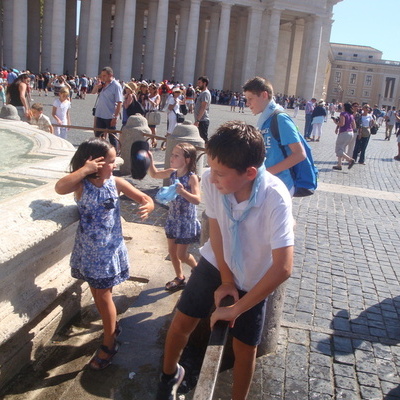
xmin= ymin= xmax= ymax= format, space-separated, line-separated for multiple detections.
xmin=1 ymin=222 xmax=187 ymax=400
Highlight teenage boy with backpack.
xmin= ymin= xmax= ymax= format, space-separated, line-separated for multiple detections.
xmin=243 ymin=76 xmax=307 ymax=197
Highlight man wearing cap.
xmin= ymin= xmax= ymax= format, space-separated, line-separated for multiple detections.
xmin=304 ymin=97 xmax=316 ymax=140
xmin=92 ymin=66 xmax=123 ymax=149
xmin=194 ymin=76 xmax=211 ymax=143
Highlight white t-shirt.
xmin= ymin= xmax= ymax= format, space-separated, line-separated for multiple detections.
xmin=200 ymin=168 xmax=294 ymax=292
xmin=167 ymin=95 xmax=179 ymax=114
xmin=361 ymin=114 xmax=373 ymax=127
xmin=52 ymin=98 xmax=71 ymax=124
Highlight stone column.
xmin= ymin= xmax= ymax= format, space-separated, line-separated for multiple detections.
xmin=64 ymin=0 xmax=77 ymax=75
xmin=164 ymin=8 xmax=177 ymax=81
xmin=296 ymin=16 xmax=312 ymax=98
xmin=2 ymin=0 xmax=14 ymax=67
xmin=302 ymin=15 xmax=323 ymax=99
xmin=194 ymin=15 xmax=209 ymax=80
xmin=204 ymin=6 xmax=219 ymax=83
xmin=50 ymin=0 xmax=66 ymax=74
xmin=213 ymin=2 xmax=232 ymax=90
xmin=255 ymin=9 xmax=269 ymax=76
xmin=241 ymin=5 xmax=263 ymax=84
xmin=77 ymin=0 xmax=90 ymax=74
xmin=120 ymin=0 xmax=136 ymax=81
xmin=284 ymin=19 xmax=302 ymax=96
xmin=263 ymin=7 xmax=282 ymax=83
xmin=232 ymin=13 xmax=247 ymax=89
xmin=223 ymin=13 xmax=237 ymax=91
xmin=99 ymin=0 xmax=112 ymax=72
xmin=12 ymin=0 xmax=28 ymax=71
xmin=152 ymin=0 xmax=169 ymax=82
xmin=112 ymin=0 xmax=125 ymax=78
xmin=174 ymin=3 xmax=190 ymax=82
xmin=132 ymin=3 xmax=145 ymax=79
xmin=314 ymin=17 xmax=334 ymax=100
xmin=274 ymin=23 xmax=291 ymax=93
xmin=183 ymin=0 xmax=201 ymax=85
xmin=85 ymin=0 xmax=102 ymax=78
xmin=27 ymin=0 xmax=41 ymax=73
xmin=143 ymin=0 xmax=158 ymax=79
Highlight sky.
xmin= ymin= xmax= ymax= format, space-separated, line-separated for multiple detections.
xmin=330 ymin=0 xmax=400 ymax=62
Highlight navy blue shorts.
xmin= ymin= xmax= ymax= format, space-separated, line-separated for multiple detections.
xmin=177 ymin=257 xmax=267 ymax=346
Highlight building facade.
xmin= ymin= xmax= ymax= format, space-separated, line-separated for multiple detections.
xmin=0 ymin=0 xmax=341 ymax=99
xmin=327 ymin=43 xmax=400 ymax=109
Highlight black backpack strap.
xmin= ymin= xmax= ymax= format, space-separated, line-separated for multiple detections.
xmin=270 ymin=110 xmax=288 ymax=158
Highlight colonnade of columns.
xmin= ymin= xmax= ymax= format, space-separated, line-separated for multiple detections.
xmin=0 ymin=0 xmax=338 ymax=99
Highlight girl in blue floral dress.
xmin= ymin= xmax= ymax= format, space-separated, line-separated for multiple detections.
xmin=148 ymin=143 xmax=201 ymax=291
xmin=55 ymin=138 xmax=154 ymax=370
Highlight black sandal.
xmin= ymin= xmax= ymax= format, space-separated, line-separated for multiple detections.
xmin=89 ymin=342 xmax=119 ymax=370
xmin=165 ymin=276 xmax=186 ymax=292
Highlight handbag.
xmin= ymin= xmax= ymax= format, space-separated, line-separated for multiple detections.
xmin=146 ymin=110 xmax=161 ymax=125
xmin=173 ymin=110 xmax=185 ymax=123
xmin=370 ymin=125 xmax=378 ymax=135
xmin=176 ymin=113 xmax=185 ymax=123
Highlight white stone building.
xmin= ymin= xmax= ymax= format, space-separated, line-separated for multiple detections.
xmin=0 ymin=0 xmax=342 ymax=99
xmin=327 ymin=43 xmax=400 ymax=109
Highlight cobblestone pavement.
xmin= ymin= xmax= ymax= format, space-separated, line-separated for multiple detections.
xmin=37 ymin=91 xmax=400 ymax=399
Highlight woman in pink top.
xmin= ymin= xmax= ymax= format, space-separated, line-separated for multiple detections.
xmin=332 ymin=102 xmax=356 ymax=170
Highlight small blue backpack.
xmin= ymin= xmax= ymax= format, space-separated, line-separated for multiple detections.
xmin=270 ymin=110 xmax=318 ymax=197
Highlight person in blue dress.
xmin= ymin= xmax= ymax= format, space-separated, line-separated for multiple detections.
xmin=55 ymin=138 xmax=154 ymax=370
xmin=148 ymin=143 xmax=201 ymax=291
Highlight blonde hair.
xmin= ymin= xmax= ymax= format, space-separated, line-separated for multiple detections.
xmin=59 ymin=87 xmax=69 ymax=95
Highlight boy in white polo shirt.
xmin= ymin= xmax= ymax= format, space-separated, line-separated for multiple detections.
xmin=156 ymin=121 xmax=294 ymax=400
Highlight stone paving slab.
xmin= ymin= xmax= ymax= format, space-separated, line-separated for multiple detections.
xmin=4 ymin=91 xmax=400 ymax=399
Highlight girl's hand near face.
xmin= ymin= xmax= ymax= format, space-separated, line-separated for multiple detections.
xmin=84 ymin=156 xmax=105 ymax=176
xmin=55 ymin=156 xmax=105 ymax=195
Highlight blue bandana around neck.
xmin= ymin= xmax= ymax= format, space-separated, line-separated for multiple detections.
xmin=222 ymin=164 xmax=266 ymax=287
xmin=257 ymin=99 xmax=284 ymax=130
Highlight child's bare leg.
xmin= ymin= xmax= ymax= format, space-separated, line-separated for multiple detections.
xmin=167 ymin=238 xmax=184 ymax=279
xmin=162 ymin=311 xmax=200 ymax=374
xmin=90 ymin=287 xmax=117 ymax=352
xmin=176 ymin=243 xmax=197 ymax=269
xmin=232 ymin=338 xmax=257 ymax=400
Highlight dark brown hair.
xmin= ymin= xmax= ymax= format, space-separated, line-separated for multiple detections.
xmin=176 ymin=142 xmax=197 ymax=174
xmin=243 ymin=76 xmax=273 ymax=98
xmin=206 ymin=121 xmax=265 ymax=173
xmin=70 ymin=138 xmax=113 ymax=178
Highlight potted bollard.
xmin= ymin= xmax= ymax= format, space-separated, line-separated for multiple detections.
xmin=162 ymin=121 xmax=205 ymax=186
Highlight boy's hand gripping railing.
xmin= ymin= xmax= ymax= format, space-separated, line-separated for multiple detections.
xmin=193 ymin=295 xmax=234 ymax=400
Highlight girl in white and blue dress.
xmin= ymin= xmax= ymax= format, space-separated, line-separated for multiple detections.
xmin=55 ymin=138 xmax=154 ymax=370
xmin=148 ymin=143 xmax=201 ymax=291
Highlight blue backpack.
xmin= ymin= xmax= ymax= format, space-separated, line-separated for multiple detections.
xmin=270 ymin=110 xmax=318 ymax=197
